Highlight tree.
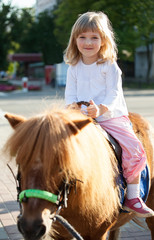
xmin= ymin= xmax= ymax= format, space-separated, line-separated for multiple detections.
xmin=35 ymin=11 xmax=63 ymax=64
xmin=11 ymin=9 xmax=63 ymax=65
xmin=0 ymin=2 xmax=64 ymax=72
xmin=0 ymin=3 xmax=13 ymax=69
xmin=10 ymin=8 xmax=37 ymax=53
xmin=0 ymin=4 xmax=37 ymax=70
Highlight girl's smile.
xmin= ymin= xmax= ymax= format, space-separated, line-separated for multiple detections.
xmin=76 ymin=31 xmax=102 ymax=64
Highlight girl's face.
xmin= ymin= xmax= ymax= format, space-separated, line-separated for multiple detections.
xmin=76 ymin=31 xmax=102 ymax=64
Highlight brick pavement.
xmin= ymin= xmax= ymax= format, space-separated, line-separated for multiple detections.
xmin=0 ymin=157 xmax=23 ymax=240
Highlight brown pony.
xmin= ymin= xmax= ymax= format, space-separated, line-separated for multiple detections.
xmin=4 ymin=108 xmax=154 ymax=240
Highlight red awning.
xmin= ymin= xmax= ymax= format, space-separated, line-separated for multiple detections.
xmin=8 ymin=53 xmax=42 ymax=62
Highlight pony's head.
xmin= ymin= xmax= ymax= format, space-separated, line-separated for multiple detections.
xmin=4 ymin=109 xmax=120 ymax=240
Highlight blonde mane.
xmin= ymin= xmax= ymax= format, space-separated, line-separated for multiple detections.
xmin=5 ymin=109 xmax=120 ymax=223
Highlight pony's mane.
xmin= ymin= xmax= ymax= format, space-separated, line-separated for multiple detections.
xmin=5 ymin=108 xmax=120 ymax=222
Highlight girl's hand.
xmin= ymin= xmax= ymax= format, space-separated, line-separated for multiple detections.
xmin=87 ymin=100 xmax=100 ymax=118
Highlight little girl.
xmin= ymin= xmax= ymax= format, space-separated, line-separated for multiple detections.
xmin=64 ymin=11 xmax=154 ymax=218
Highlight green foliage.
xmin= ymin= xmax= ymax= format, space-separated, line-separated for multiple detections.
xmin=35 ymin=11 xmax=63 ymax=64
xmin=10 ymin=8 xmax=36 ymax=52
xmin=12 ymin=8 xmax=63 ymax=64
xmin=0 ymin=4 xmax=35 ymax=70
xmin=0 ymin=4 xmax=63 ymax=70
xmin=0 ymin=3 xmax=13 ymax=69
xmin=14 ymin=9 xmax=64 ymax=64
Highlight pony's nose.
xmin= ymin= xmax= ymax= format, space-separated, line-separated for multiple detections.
xmin=18 ymin=217 xmax=46 ymax=240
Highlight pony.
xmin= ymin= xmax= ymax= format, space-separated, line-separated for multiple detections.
xmin=4 ymin=108 xmax=154 ymax=240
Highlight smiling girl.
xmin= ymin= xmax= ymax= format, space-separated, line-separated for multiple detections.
xmin=64 ymin=11 xmax=154 ymax=218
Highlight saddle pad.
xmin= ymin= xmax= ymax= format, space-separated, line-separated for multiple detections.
xmin=118 ymin=164 xmax=150 ymax=211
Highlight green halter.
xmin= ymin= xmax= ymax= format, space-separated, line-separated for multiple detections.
xmin=19 ymin=189 xmax=59 ymax=205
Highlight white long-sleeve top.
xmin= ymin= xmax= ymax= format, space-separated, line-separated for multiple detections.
xmin=65 ymin=60 xmax=128 ymax=121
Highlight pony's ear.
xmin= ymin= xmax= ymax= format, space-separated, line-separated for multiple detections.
xmin=5 ymin=113 xmax=26 ymax=129
xmin=69 ymin=118 xmax=92 ymax=134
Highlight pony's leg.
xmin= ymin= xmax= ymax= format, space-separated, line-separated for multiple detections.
xmin=108 ymin=229 xmax=120 ymax=240
xmin=146 ymin=180 xmax=154 ymax=239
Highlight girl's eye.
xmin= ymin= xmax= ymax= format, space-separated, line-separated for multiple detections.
xmin=79 ymin=36 xmax=85 ymax=39
xmin=92 ymin=37 xmax=98 ymax=39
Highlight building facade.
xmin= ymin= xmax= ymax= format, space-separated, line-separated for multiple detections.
xmin=135 ymin=44 xmax=154 ymax=79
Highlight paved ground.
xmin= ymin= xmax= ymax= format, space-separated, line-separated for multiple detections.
xmin=0 ymin=83 xmax=154 ymax=240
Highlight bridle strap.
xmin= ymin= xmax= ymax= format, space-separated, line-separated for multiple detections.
xmin=7 ymin=166 xmax=84 ymax=240
xmin=19 ymin=189 xmax=59 ymax=204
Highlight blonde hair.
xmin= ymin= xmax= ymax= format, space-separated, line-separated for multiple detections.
xmin=64 ymin=11 xmax=117 ymax=65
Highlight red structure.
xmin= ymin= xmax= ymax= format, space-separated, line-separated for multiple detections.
xmin=9 ymin=53 xmax=43 ymax=77
xmin=9 ymin=53 xmax=42 ymax=62
xmin=45 ymin=65 xmax=54 ymax=84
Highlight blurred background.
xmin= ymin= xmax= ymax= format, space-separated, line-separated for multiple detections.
xmin=0 ymin=0 xmax=154 ymax=91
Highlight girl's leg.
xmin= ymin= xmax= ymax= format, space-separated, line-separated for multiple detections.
xmin=99 ymin=116 xmax=154 ymax=218
xmin=126 ymin=175 xmax=140 ymax=200
xmin=99 ymin=116 xmax=146 ymax=183
xmin=124 ymin=174 xmax=154 ymax=217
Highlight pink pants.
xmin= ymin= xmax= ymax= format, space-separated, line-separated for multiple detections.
xmin=99 ymin=116 xmax=146 ymax=183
